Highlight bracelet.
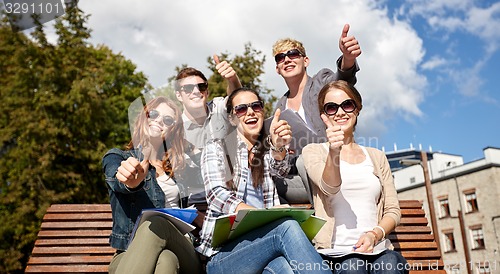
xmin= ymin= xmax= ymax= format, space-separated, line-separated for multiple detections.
xmin=267 ymin=135 xmax=286 ymax=153
xmin=365 ymin=230 xmax=379 ymax=242
xmin=373 ymin=225 xmax=386 ymax=239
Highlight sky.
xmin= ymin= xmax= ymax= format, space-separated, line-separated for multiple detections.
xmin=9 ymin=0 xmax=500 ymax=163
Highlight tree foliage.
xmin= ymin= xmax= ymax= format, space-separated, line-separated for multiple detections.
xmin=0 ymin=3 xmax=275 ymax=273
xmin=207 ymin=43 xmax=277 ymax=117
xmin=169 ymin=43 xmax=276 ymax=117
xmin=0 ymin=4 xmax=147 ymax=273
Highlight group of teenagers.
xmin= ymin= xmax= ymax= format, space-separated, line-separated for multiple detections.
xmin=102 ymin=24 xmax=409 ymax=274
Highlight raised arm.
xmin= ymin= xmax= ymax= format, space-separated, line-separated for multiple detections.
xmin=214 ymin=55 xmax=242 ymax=96
xmin=267 ymin=109 xmax=291 ymax=177
xmin=338 ymin=24 xmax=362 ymax=71
xmin=320 ymin=114 xmax=344 ymax=189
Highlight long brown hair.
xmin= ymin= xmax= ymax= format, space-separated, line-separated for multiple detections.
xmin=226 ymin=88 xmax=269 ymax=188
xmin=126 ymin=97 xmax=186 ymax=176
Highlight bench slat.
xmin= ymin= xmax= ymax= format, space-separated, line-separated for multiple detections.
xmin=400 ymin=250 xmax=442 ymax=259
xmin=31 ymin=246 xmax=115 ymax=255
xmin=393 ymin=241 xmax=439 ymax=250
xmin=47 ymin=204 xmax=111 ymax=213
xmin=25 ymin=265 xmax=109 ymax=273
xmin=35 ymin=238 xmax=110 ymax=246
xmin=400 ymin=208 xmax=425 ymax=217
xmin=394 ymin=226 xmax=432 ymax=233
xmin=388 ymin=234 xmax=435 ymax=242
xmin=27 ymin=255 xmax=114 ymax=264
xmin=43 ymin=212 xmax=112 ymax=221
xmin=41 ymin=221 xmax=112 ymax=229
xmin=399 ymin=217 xmax=428 ymax=226
xmin=399 ymin=200 xmax=424 ymax=209
xmin=37 ymin=230 xmax=112 ymax=238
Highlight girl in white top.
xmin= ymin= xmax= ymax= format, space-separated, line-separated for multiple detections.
xmin=303 ymin=80 xmax=408 ymax=274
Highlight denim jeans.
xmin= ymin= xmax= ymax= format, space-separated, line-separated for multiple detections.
xmin=324 ymin=249 xmax=409 ymax=274
xmin=207 ymin=218 xmax=331 ymax=274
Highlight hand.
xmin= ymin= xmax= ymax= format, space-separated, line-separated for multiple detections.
xmin=214 ymin=54 xmax=237 ymax=80
xmin=269 ymin=109 xmax=292 ymax=150
xmin=116 ymin=146 xmax=151 ymax=188
xmin=321 ymin=114 xmax=344 ymax=150
xmin=214 ymin=54 xmax=242 ymax=93
xmin=353 ymin=232 xmax=376 ymax=253
xmin=339 ymin=24 xmax=362 ymax=65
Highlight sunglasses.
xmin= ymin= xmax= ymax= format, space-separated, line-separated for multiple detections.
xmin=147 ymin=109 xmax=175 ymax=126
xmin=323 ymin=99 xmax=357 ymax=116
xmin=233 ymin=101 xmax=264 ymax=117
xmin=274 ymin=49 xmax=304 ymax=64
xmin=180 ymin=82 xmax=208 ymax=93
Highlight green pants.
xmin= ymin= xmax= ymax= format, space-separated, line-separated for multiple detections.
xmin=109 ymin=215 xmax=202 ymax=274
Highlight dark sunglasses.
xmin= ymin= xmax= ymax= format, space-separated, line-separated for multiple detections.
xmin=233 ymin=101 xmax=264 ymax=117
xmin=147 ymin=109 xmax=175 ymax=126
xmin=274 ymin=49 xmax=304 ymax=64
xmin=323 ymin=99 xmax=357 ymax=116
xmin=180 ymin=82 xmax=208 ymax=93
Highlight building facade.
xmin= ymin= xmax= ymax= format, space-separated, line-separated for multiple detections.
xmin=390 ymin=147 xmax=500 ymax=274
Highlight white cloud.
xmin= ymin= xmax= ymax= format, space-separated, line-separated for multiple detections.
xmin=398 ymin=0 xmax=500 ymax=103
xmin=76 ymin=0 xmax=427 ymax=141
xmin=421 ymin=56 xmax=447 ymax=70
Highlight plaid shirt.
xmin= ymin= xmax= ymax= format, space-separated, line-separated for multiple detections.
xmin=195 ymin=138 xmax=290 ymax=257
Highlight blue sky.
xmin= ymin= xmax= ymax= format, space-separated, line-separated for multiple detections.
xmin=12 ymin=0 xmax=499 ymax=163
xmin=381 ymin=0 xmax=500 ymax=162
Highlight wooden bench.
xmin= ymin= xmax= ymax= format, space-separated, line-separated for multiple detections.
xmin=25 ymin=200 xmax=445 ymax=273
xmin=25 ymin=204 xmax=115 ymax=273
xmin=391 ymin=200 xmax=445 ymax=273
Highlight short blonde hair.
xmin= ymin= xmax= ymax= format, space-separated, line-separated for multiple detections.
xmin=272 ymin=38 xmax=306 ymax=57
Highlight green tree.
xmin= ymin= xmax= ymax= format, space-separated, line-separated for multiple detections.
xmin=168 ymin=43 xmax=276 ymax=117
xmin=0 ymin=4 xmax=147 ymax=273
xmin=207 ymin=42 xmax=276 ymax=117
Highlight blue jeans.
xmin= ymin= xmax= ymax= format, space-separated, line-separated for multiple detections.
xmin=324 ymin=250 xmax=409 ymax=274
xmin=207 ymin=218 xmax=331 ymax=274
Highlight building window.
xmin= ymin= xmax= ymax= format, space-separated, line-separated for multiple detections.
xmin=470 ymin=226 xmax=485 ymax=250
xmin=410 ymin=177 xmax=416 ymax=184
xmin=439 ymin=198 xmax=450 ymax=218
xmin=443 ymin=231 xmax=456 ymax=252
xmin=464 ymin=190 xmax=479 ymax=213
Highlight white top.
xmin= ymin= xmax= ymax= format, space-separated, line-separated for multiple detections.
xmin=156 ymin=174 xmax=180 ymax=208
xmin=329 ymin=146 xmax=381 ymax=251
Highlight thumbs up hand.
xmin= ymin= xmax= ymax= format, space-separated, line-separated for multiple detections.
xmin=214 ymin=54 xmax=242 ymax=93
xmin=321 ymin=114 xmax=344 ymax=151
xmin=339 ymin=24 xmax=362 ymax=64
xmin=214 ymin=54 xmax=237 ymax=80
xmin=269 ymin=108 xmax=292 ymax=152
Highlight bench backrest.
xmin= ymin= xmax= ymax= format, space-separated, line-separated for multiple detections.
xmin=391 ymin=200 xmax=445 ymax=272
xmin=25 ymin=204 xmax=114 ymax=273
xmin=26 ymin=200 xmax=445 ymax=273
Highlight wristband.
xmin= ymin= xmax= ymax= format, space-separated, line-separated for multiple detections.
xmin=267 ymin=135 xmax=286 ymax=153
xmin=373 ymin=225 xmax=386 ymax=239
